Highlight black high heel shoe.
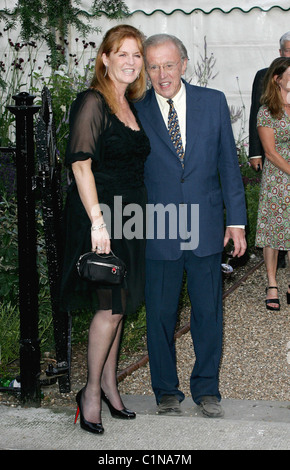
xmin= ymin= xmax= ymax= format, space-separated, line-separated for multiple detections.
xmin=74 ymin=389 xmax=104 ymax=434
xmin=101 ymin=389 xmax=136 ymax=419
xmin=287 ymin=285 xmax=290 ymax=305
xmin=265 ymin=286 xmax=280 ymax=311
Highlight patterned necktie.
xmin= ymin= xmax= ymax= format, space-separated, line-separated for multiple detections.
xmin=167 ymin=99 xmax=184 ymax=167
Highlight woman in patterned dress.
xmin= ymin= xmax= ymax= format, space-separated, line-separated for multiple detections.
xmin=255 ymin=57 xmax=290 ymax=311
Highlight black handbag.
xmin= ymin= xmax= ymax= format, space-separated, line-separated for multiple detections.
xmin=76 ymin=251 xmax=127 ymax=285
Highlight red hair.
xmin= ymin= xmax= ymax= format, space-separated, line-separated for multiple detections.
xmin=90 ymin=24 xmax=146 ymax=113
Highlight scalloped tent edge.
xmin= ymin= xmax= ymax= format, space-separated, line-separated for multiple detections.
xmin=80 ymin=5 xmax=290 ymax=17
xmin=1 ymin=5 xmax=290 ymax=18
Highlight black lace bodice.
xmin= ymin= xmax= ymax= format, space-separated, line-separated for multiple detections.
xmin=65 ymin=89 xmax=151 ymax=193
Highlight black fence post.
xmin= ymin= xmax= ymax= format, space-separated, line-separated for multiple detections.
xmin=7 ymin=92 xmax=41 ymax=406
xmin=35 ymin=86 xmax=71 ymax=393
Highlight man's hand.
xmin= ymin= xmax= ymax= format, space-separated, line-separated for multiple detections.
xmin=250 ymin=157 xmax=262 ymax=171
xmin=224 ymin=227 xmax=247 ymax=258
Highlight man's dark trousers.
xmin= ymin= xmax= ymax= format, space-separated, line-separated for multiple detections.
xmin=145 ymin=250 xmax=223 ymax=405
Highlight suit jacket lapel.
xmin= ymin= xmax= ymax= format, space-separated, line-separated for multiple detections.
xmin=142 ymin=84 xmax=203 ymax=166
xmin=184 ymin=82 xmax=202 ymax=164
xmin=143 ymin=89 xmax=181 ymax=158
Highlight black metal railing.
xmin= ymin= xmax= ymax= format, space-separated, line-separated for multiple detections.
xmin=35 ymin=87 xmax=71 ymax=394
xmin=1 ymin=89 xmax=71 ymax=405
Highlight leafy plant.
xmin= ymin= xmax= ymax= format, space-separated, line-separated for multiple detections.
xmin=244 ymin=180 xmax=261 ymax=249
xmin=0 ymin=303 xmax=20 ymax=375
xmin=193 ymin=36 xmax=219 ymax=87
xmin=0 ymin=31 xmax=97 ymax=148
xmin=0 ymin=196 xmax=19 ymax=303
xmin=121 ymin=305 xmax=147 ymax=357
xmin=1 ymin=0 xmax=129 ymax=70
xmin=0 ymin=0 xmax=130 ymax=148
xmin=32 ymin=56 xmax=96 ymax=160
xmin=0 ymin=195 xmax=54 ymax=375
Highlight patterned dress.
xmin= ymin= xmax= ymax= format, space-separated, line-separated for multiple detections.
xmin=255 ymin=105 xmax=290 ymax=250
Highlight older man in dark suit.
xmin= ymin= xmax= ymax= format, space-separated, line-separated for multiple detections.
xmin=135 ymin=34 xmax=247 ymax=418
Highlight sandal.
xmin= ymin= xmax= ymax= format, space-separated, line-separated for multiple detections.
xmin=265 ymin=286 xmax=280 ymax=311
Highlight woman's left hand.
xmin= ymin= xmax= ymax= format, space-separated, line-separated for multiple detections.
xmin=91 ymin=225 xmax=111 ymax=254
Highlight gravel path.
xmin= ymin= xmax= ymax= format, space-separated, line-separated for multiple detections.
xmin=118 ymin=256 xmax=290 ymax=402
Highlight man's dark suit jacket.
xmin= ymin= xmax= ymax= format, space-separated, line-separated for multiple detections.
xmin=248 ymin=68 xmax=267 ymax=161
xmin=135 ymin=80 xmax=247 ymax=260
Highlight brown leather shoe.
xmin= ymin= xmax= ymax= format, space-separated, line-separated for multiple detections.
xmin=199 ymin=396 xmax=224 ymax=418
xmin=158 ymin=395 xmax=181 ymax=414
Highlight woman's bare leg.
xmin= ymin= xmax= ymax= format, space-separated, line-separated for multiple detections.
xmin=263 ymin=246 xmax=279 ymax=308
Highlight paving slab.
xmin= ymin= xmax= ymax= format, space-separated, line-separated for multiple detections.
xmin=0 ymin=396 xmax=289 ymax=451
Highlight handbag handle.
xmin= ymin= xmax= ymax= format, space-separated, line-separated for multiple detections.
xmin=92 ymin=250 xmax=117 ymax=259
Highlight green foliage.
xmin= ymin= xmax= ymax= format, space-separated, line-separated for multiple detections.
xmin=69 ymin=304 xmax=147 ymax=356
xmin=244 ymin=182 xmax=261 ymax=249
xmin=33 ymin=59 xmax=96 ymax=160
xmin=236 ymin=134 xmax=261 ymax=249
xmin=2 ymin=0 xmax=129 ymax=70
xmin=0 ymin=303 xmax=20 ymax=374
xmin=0 ymin=0 xmax=130 ymax=147
xmin=0 ymin=197 xmax=19 ymax=303
xmin=0 ymin=36 xmax=50 ymax=145
xmin=238 ymin=161 xmax=261 ymax=249
xmin=121 ymin=305 xmax=146 ymax=355
xmin=193 ymin=36 xmax=219 ymax=87
xmin=0 ymin=34 xmax=96 ymax=149
xmin=0 ymin=196 xmax=54 ymax=375
xmin=92 ymin=0 xmax=129 ymax=18
xmin=70 ymin=310 xmax=92 ymax=345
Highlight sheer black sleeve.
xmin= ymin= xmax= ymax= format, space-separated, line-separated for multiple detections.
xmin=65 ymin=89 xmax=107 ymax=166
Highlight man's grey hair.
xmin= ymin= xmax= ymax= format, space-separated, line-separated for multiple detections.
xmin=144 ymin=34 xmax=189 ymax=62
xmin=280 ymin=31 xmax=290 ymax=50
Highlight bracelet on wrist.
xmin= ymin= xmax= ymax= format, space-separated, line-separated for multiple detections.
xmin=91 ymin=222 xmax=106 ymax=231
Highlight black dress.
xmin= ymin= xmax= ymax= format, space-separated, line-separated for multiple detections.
xmin=59 ymin=89 xmax=150 ymax=315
